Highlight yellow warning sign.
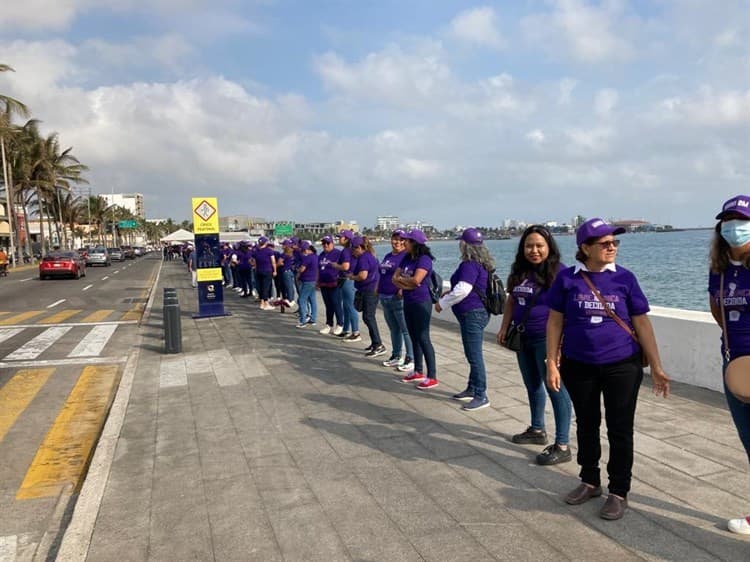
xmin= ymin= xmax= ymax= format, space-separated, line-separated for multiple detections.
xmin=192 ymin=197 xmax=219 ymax=234
xmin=197 ymin=268 xmax=223 ymax=282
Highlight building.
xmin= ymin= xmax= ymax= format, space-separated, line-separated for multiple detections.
xmin=375 ymin=215 xmax=400 ymax=231
xmin=101 ymin=193 xmax=145 ymax=218
xmin=220 ymin=215 xmax=250 ymax=231
xmin=294 ymin=222 xmax=337 ymax=236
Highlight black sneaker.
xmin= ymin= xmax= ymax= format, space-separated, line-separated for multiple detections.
xmin=365 ymin=344 xmax=387 ymax=358
xmin=364 ymin=344 xmax=375 ymax=352
xmin=536 ymin=444 xmax=572 ymax=465
xmin=335 ymin=331 xmax=351 ymax=339
xmin=511 ymin=426 xmax=548 ymax=445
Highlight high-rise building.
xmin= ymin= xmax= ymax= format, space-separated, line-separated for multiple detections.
xmin=375 ymin=215 xmax=400 ymax=231
xmin=101 ymin=193 xmax=145 ymax=218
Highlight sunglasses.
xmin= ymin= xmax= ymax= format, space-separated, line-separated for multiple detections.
xmin=590 ymin=239 xmax=620 ymax=249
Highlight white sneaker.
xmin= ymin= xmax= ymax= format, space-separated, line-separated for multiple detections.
xmin=728 ymin=516 xmax=750 ymax=535
xmin=332 ymin=325 xmax=343 ymax=335
xmin=319 ymin=325 xmax=332 ymax=335
xmin=263 ymin=304 xmax=275 ymax=310
xmin=252 ymin=290 xmax=259 ymax=298
xmin=397 ymin=358 xmax=415 ymax=372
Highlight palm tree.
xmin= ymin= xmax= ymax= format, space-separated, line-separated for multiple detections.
xmin=0 ymin=64 xmax=30 ymax=265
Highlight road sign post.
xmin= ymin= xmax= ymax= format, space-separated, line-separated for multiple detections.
xmin=191 ymin=197 xmax=230 ymax=319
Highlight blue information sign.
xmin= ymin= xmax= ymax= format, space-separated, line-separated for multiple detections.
xmin=192 ymin=197 xmax=230 ymax=319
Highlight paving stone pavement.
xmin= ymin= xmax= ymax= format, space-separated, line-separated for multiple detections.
xmin=72 ymin=263 xmax=750 ymax=561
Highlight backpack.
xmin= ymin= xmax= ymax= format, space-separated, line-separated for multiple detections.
xmin=476 ymin=267 xmax=506 ymax=315
xmin=428 ymin=269 xmax=443 ymax=304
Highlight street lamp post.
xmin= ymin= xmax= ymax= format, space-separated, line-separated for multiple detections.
xmin=0 ymin=136 xmax=16 ymax=268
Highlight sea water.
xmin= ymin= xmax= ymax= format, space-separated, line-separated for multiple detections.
xmin=374 ymin=230 xmax=713 ymax=312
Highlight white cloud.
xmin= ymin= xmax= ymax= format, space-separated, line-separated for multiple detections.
xmin=565 ymin=126 xmax=614 ymax=156
xmin=0 ymin=0 xmax=79 ymax=31
xmin=522 ymin=0 xmax=635 ymax=63
xmin=448 ymin=6 xmax=505 ymax=49
xmin=659 ymin=87 xmax=750 ymax=126
xmin=82 ymin=34 xmax=194 ymax=69
xmin=526 ymin=129 xmax=546 ymax=146
xmin=594 ymin=88 xmax=619 ymax=117
xmin=558 ymin=78 xmax=577 ymax=105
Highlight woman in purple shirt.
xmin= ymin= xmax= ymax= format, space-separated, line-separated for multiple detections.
xmin=331 ymin=230 xmax=360 ymax=342
xmin=708 ymin=195 xmax=750 ymax=535
xmin=378 ymin=230 xmax=414 ymax=371
xmin=497 ymin=225 xmax=572 ymax=466
xmin=435 ymin=228 xmax=491 ymax=411
xmin=317 ymin=235 xmax=343 ymax=335
xmin=393 ymin=229 xmax=438 ymax=390
xmin=350 ymin=236 xmax=384 ymax=356
xmin=546 ymin=218 xmax=670 ymax=521
xmin=295 ymin=241 xmax=319 ymax=328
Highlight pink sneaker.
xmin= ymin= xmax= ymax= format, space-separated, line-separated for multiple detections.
xmin=401 ymin=372 xmax=426 ymax=383
xmin=416 ymin=378 xmax=439 ymax=390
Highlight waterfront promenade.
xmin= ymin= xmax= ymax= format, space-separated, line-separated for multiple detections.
xmin=59 ymin=261 xmax=749 ymax=561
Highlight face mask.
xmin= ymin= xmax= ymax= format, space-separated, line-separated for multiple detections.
xmin=721 ymin=220 xmax=750 ymax=248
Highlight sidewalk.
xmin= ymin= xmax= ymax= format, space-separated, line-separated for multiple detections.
xmin=62 ymin=262 xmax=749 ymax=561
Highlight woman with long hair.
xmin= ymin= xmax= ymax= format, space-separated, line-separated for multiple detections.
xmin=350 ymin=236 xmax=384 ymax=356
xmin=708 ymin=195 xmax=750 ymax=535
xmin=295 ymin=241 xmax=318 ymax=328
xmin=436 ymin=228 xmax=492 ymax=410
xmin=331 ymin=230 xmax=361 ymax=342
xmin=546 ymin=218 xmax=670 ymax=520
xmin=497 ymin=225 xmax=572 ymax=464
xmin=378 ymin=230 xmax=414 ymax=371
xmin=393 ymin=229 xmax=439 ymax=390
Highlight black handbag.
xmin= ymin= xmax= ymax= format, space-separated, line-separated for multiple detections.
xmin=502 ymin=286 xmax=540 ymax=353
xmin=354 ymin=290 xmax=364 ymax=312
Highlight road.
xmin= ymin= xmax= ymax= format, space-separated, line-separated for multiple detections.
xmin=0 ymin=253 xmax=162 ymax=560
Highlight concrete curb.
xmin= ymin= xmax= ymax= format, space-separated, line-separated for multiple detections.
xmin=56 ymin=260 xmax=163 ymax=561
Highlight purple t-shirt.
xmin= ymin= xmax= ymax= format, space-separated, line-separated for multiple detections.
xmin=338 ymin=246 xmax=358 ymax=280
xmin=379 ymin=251 xmax=406 ymax=296
xmin=254 ymin=246 xmax=275 ymax=273
xmin=318 ymin=248 xmax=341 ymax=285
xmin=353 ymin=251 xmax=380 ymax=292
xmin=510 ymin=264 xmax=566 ymax=339
xmin=400 ymin=254 xmax=433 ymax=304
xmin=547 ymin=265 xmax=650 ymax=364
xmin=236 ymin=248 xmax=252 ymax=270
xmin=279 ymin=251 xmax=294 ymax=272
xmin=449 ymin=261 xmax=488 ymax=315
xmin=298 ymin=253 xmax=318 ymax=283
xmin=708 ymin=264 xmax=750 ymax=360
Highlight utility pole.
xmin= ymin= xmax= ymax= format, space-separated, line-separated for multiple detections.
xmin=0 ymin=137 xmax=16 ymax=268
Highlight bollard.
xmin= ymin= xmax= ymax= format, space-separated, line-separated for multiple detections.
xmin=164 ymin=302 xmax=182 ymax=353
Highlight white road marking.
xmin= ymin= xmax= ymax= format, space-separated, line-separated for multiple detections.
xmin=102 ymin=276 xmax=109 ymax=280
xmin=0 ymin=320 xmax=137 ymax=329
xmin=0 ymin=535 xmax=17 ymax=561
xmin=160 ymin=357 xmax=187 ymax=388
xmin=0 ymin=328 xmax=24 ymax=344
xmin=112 ymin=270 xmax=119 ymax=274
xmin=68 ymin=324 xmax=118 ymax=357
xmin=19 ymin=277 xmax=33 ymax=282
xmin=47 ymin=299 xmax=66 ymax=308
xmin=82 ymin=284 xmax=93 ymax=291
xmin=0 ymin=356 xmax=127 ymax=368
xmin=4 ymin=326 xmax=72 ymax=360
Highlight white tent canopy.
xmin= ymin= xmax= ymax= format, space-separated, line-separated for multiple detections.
xmin=160 ymin=228 xmax=194 ymax=243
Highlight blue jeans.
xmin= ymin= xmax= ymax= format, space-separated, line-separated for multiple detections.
xmin=340 ymin=279 xmax=359 ymax=333
xmin=724 ymin=362 xmax=750 ymax=463
xmin=298 ymin=281 xmax=317 ymax=323
xmin=282 ymin=270 xmax=296 ymax=302
xmin=403 ymin=300 xmax=436 ymax=379
xmin=457 ymin=308 xmax=490 ymax=399
xmin=516 ymin=337 xmax=572 ymax=445
xmin=320 ymin=286 xmax=343 ymax=327
xmin=380 ymin=295 xmax=413 ymax=359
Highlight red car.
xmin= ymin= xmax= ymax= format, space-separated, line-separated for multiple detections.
xmin=39 ymin=251 xmax=87 ymax=280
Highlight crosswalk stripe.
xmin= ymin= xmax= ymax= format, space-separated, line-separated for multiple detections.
xmin=0 ymin=327 xmax=24 ymax=344
xmin=81 ymin=309 xmax=114 ymax=323
xmin=4 ymin=327 xmax=72 ymax=361
xmin=39 ymin=309 xmax=83 ymax=324
xmin=0 ymin=311 xmax=43 ymax=326
xmin=16 ymin=364 xmax=121 ymax=499
xmin=68 ymin=325 xmax=118 ymax=357
xmin=120 ymin=306 xmax=142 ymax=322
xmin=0 ymin=368 xmax=55 ymax=442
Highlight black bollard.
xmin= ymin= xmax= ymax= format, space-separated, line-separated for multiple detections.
xmin=163 ymin=288 xmax=182 ymax=354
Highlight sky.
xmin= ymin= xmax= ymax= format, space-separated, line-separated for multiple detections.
xmin=0 ymin=0 xmax=748 ymax=229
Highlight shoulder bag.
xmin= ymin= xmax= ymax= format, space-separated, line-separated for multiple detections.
xmin=719 ymin=273 xmax=750 ymax=403
xmin=580 ymin=271 xmax=649 ymax=368
xmin=503 ymin=286 xmax=540 ymax=353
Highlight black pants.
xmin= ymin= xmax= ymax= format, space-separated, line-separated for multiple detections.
xmin=360 ymin=291 xmax=381 ymax=346
xmin=320 ymin=286 xmax=342 ymax=327
xmin=403 ymin=300 xmax=436 ymax=379
xmin=273 ymin=273 xmax=284 ymax=300
xmin=256 ymin=271 xmax=273 ymax=300
xmin=236 ymin=268 xmax=251 ymax=295
xmin=560 ymin=353 xmax=643 ymax=498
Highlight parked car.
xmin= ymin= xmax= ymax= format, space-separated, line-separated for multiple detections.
xmin=108 ymin=247 xmax=124 ymax=261
xmin=133 ymin=246 xmax=143 ymax=257
xmin=86 ymin=246 xmax=111 ymax=267
xmin=40 ymin=251 xmax=87 ymax=279
xmin=121 ymin=245 xmax=135 ymax=259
